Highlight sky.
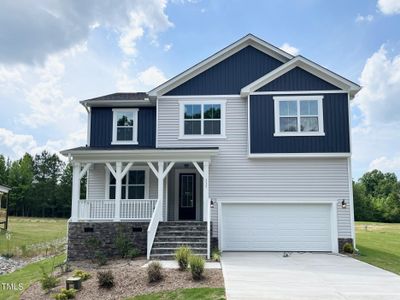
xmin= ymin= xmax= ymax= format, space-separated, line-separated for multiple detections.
xmin=0 ymin=0 xmax=400 ymax=180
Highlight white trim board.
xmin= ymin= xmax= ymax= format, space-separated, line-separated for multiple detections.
xmin=241 ymin=56 xmax=361 ymax=98
xmin=248 ymin=153 xmax=351 ymax=158
xmin=149 ymin=34 xmax=293 ymax=97
xmin=111 ymin=108 xmax=139 ymax=145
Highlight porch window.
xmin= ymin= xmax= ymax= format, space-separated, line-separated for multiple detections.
xmin=112 ymin=108 xmax=139 ymax=144
xmin=109 ymin=169 xmax=148 ymax=199
xmin=273 ymin=96 xmax=325 ymax=136
xmin=180 ymin=100 xmax=226 ymax=138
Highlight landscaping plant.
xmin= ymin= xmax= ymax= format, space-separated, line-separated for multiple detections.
xmin=73 ymin=269 xmax=91 ymax=281
xmin=211 ymin=248 xmax=221 ymax=262
xmin=1 ymin=231 xmax=14 ymax=258
xmin=189 ymin=255 xmax=205 ymax=280
xmin=40 ymin=265 xmax=60 ymax=291
xmin=127 ymin=247 xmax=140 ymax=259
xmin=175 ymin=246 xmax=192 ymax=271
xmin=343 ymin=242 xmax=354 ymax=254
xmin=53 ymin=288 xmax=77 ymax=299
xmin=147 ymin=261 xmax=163 ymax=283
xmin=97 ymin=270 xmax=115 ymax=289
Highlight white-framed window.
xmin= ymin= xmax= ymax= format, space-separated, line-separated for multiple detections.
xmin=179 ymin=100 xmax=226 ymax=139
xmin=112 ymin=108 xmax=139 ymax=144
xmin=273 ymin=95 xmax=324 ymax=136
xmin=105 ymin=166 xmax=150 ymax=199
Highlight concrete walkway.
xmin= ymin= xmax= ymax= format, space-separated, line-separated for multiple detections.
xmin=221 ymin=252 xmax=400 ymax=300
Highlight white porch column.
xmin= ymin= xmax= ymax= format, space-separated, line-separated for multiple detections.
xmin=114 ymin=162 xmax=122 ymax=221
xmin=158 ymin=161 xmax=164 ymax=221
xmin=203 ymin=161 xmax=210 ymax=222
xmin=71 ymin=162 xmax=81 ymax=222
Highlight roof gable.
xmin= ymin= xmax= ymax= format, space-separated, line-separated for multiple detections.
xmin=257 ymin=67 xmax=340 ymax=91
xmin=241 ymin=56 xmax=361 ymax=98
xmin=149 ymin=34 xmax=293 ymax=96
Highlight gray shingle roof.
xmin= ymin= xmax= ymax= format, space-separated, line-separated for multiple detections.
xmin=82 ymin=92 xmax=149 ymax=102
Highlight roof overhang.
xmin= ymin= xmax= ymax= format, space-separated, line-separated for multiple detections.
xmin=60 ymin=148 xmax=219 ymax=163
xmin=149 ymin=34 xmax=294 ymax=97
xmin=0 ymin=185 xmax=11 ymax=194
xmin=80 ymin=99 xmax=155 ymax=109
xmin=240 ymin=56 xmax=361 ymax=99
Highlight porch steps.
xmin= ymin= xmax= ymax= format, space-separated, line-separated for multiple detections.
xmin=150 ymin=221 xmax=207 ymax=260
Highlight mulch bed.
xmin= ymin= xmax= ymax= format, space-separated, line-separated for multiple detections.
xmin=20 ymin=258 xmax=224 ymax=300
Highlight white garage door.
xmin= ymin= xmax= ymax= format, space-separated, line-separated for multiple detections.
xmin=221 ymin=203 xmax=333 ymax=252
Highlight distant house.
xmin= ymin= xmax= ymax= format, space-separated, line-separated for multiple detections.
xmin=0 ymin=184 xmax=11 ymax=230
xmin=61 ymin=34 xmax=361 ymax=260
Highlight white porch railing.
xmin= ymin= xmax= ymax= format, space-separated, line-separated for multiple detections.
xmin=78 ymin=199 xmax=157 ymax=220
xmin=147 ymin=198 xmax=163 ymax=259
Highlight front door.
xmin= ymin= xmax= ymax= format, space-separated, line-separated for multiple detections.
xmin=179 ymin=173 xmax=196 ymax=220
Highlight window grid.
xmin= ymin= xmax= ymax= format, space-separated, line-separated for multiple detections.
xmin=183 ymin=103 xmax=221 ymax=135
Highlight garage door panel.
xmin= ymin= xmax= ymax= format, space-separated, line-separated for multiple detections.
xmin=221 ymin=203 xmax=332 ymax=251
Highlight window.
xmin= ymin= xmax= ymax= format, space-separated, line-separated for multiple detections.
xmin=108 ymin=168 xmax=149 ymax=199
xmin=274 ymin=96 xmax=324 ymax=136
xmin=180 ymin=100 xmax=225 ymax=138
xmin=112 ymin=109 xmax=138 ymax=144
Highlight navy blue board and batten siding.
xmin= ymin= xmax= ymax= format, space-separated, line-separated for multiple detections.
xmin=165 ymin=46 xmax=283 ymax=95
xmin=90 ymin=107 xmax=156 ymax=148
xmin=250 ymin=93 xmax=350 ymax=153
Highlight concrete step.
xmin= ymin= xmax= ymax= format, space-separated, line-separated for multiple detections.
xmin=157 ymin=225 xmax=207 ymax=231
xmin=151 ymin=247 xmax=206 ymax=255
xmin=154 ymin=236 xmax=207 ymax=242
xmin=150 ymin=253 xmax=207 ymax=260
xmin=153 ymin=241 xmax=207 ymax=248
xmin=157 ymin=230 xmax=207 ymax=237
xmin=159 ymin=221 xmax=206 ymax=225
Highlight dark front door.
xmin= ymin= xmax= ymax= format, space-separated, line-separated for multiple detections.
xmin=179 ymin=173 xmax=196 ymax=220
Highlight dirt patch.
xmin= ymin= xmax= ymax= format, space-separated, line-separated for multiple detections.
xmin=21 ymin=258 xmax=224 ymax=300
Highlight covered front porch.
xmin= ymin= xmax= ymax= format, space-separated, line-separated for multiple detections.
xmin=62 ymin=147 xmax=218 ymax=259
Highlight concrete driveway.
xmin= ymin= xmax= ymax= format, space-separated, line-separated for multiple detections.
xmin=221 ymin=252 xmax=400 ymax=300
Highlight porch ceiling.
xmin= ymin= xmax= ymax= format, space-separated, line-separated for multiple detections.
xmin=60 ymin=147 xmax=219 ymax=163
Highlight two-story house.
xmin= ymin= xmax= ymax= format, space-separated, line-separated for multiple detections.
xmin=61 ymin=34 xmax=361 ymax=260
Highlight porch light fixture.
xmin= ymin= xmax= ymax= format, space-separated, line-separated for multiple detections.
xmin=341 ymin=199 xmax=347 ymax=209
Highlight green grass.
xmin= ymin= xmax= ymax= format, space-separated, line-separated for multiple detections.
xmin=127 ymin=288 xmax=225 ymax=300
xmin=0 ymin=254 xmax=66 ymax=300
xmin=355 ymin=222 xmax=400 ymax=275
xmin=0 ymin=217 xmax=67 ymax=255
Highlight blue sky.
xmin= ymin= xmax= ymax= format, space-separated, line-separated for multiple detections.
xmin=0 ymin=0 xmax=400 ymax=179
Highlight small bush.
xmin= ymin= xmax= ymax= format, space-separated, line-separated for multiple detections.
xmin=60 ymin=288 xmax=77 ymax=299
xmin=97 ymin=270 xmax=114 ymax=289
xmin=147 ymin=261 xmax=163 ymax=283
xmin=127 ymin=247 xmax=140 ymax=259
xmin=343 ymin=242 xmax=354 ymax=254
xmin=211 ymin=248 xmax=221 ymax=262
xmin=115 ymin=231 xmax=132 ymax=258
xmin=40 ymin=266 xmax=59 ymax=291
xmin=189 ymin=255 xmax=205 ymax=280
xmin=53 ymin=293 xmax=68 ymax=300
xmin=175 ymin=246 xmax=192 ymax=271
xmin=73 ymin=270 xmax=91 ymax=281
xmin=94 ymin=251 xmax=108 ymax=266
xmin=1 ymin=252 xmax=14 ymax=259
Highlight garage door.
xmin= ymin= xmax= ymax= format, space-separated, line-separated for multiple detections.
xmin=221 ymin=203 xmax=333 ymax=252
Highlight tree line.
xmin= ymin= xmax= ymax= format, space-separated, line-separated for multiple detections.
xmin=0 ymin=151 xmax=399 ymax=221
xmin=0 ymin=151 xmax=85 ymax=218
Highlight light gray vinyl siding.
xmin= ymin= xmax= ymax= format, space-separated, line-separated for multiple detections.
xmin=157 ymin=96 xmax=352 ymax=239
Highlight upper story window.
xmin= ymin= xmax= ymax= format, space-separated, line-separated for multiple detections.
xmin=273 ymin=96 xmax=324 ymax=136
xmin=112 ymin=108 xmax=138 ymax=144
xmin=179 ymin=100 xmax=226 ymax=139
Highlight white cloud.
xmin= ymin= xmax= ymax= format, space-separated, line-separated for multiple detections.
xmin=0 ymin=128 xmax=38 ymax=159
xmin=164 ymin=43 xmax=173 ymax=51
xmin=369 ymin=156 xmax=400 ymax=173
xmin=377 ymin=0 xmax=400 ymax=14
xmin=355 ymin=14 xmax=374 ymax=23
xmin=116 ymin=66 xmax=167 ymax=91
xmin=280 ymin=43 xmax=299 ymax=56
xmin=352 ymin=45 xmax=400 ymax=177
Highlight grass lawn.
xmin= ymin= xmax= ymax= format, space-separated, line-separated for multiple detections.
xmin=355 ymin=222 xmax=400 ymax=275
xmin=0 ymin=217 xmax=67 ymax=255
xmin=127 ymin=288 xmax=225 ymax=300
xmin=0 ymin=254 xmax=66 ymax=300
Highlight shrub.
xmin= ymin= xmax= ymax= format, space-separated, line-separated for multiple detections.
xmin=127 ymin=247 xmax=140 ymax=259
xmin=97 ymin=270 xmax=114 ymax=289
xmin=40 ymin=266 xmax=60 ymax=291
xmin=94 ymin=251 xmax=108 ymax=266
xmin=175 ymin=246 xmax=192 ymax=271
xmin=73 ymin=270 xmax=91 ymax=281
xmin=211 ymin=248 xmax=221 ymax=262
xmin=53 ymin=293 xmax=68 ymax=300
xmin=147 ymin=261 xmax=163 ymax=283
xmin=189 ymin=255 xmax=205 ymax=280
xmin=343 ymin=242 xmax=354 ymax=254
xmin=1 ymin=252 xmax=14 ymax=259
xmin=60 ymin=288 xmax=77 ymax=299
xmin=115 ymin=230 xmax=133 ymax=258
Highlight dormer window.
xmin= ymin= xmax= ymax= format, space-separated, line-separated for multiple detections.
xmin=112 ymin=108 xmax=138 ymax=144
xmin=273 ymin=96 xmax=325 ymax=136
